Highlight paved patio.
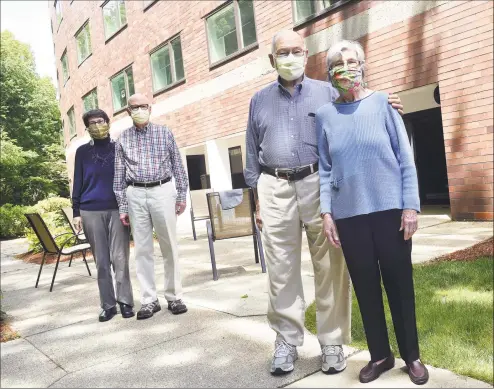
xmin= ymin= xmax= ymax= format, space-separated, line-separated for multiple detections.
xmin=1 ymin=214 xmax=492 ymax=388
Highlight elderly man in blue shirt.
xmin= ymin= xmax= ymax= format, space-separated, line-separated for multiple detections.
xmin=244 ymin=30 xmax=404 ymax=376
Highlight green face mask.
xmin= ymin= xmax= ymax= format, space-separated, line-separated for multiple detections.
xmin=87 ymin=123 xmax=110 ymax=139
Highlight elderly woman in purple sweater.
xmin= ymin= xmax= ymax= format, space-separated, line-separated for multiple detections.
xmin=72 ymin=109 xmax=134 ymax=322
xmin=316 ymin=41 xmax=428 ymax=385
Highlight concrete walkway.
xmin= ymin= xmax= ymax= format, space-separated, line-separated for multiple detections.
xmin=1 ymin=215 xmax=492 ymax=388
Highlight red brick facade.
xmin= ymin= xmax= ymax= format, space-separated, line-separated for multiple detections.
xmin=52 ymin=0 xmax=493 ymax=220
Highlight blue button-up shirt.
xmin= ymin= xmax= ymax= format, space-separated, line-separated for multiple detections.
xmin=244 ymin=76 xmax=338 ymax=188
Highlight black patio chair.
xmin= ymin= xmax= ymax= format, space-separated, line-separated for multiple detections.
xmin=189 ymin=189 xmax=213 ymax=240
xmin=61 ymin=207 xmax=91 ymax=266
xmin=205 ymin=188 xmax=266 ymax=281
xmin=24 ymin=213 xmax=93 ymax=292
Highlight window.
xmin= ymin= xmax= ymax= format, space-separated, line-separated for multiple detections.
xmin=60 ymin=128 xmax=65 ymax=147
xmin=55 ymin=0 xmax=63 ymax=26
xmin=206 ymin=0 xmax=257 ymax=65
xmin=61 ymin=50 xmax=69 ymax=84
xmin=75 ymin=22 xmax=92 ymax=64
xmin=82 ymin=89 xmax=98 ymax=112
xmin=103 ymin=0 xmax=127 ymax=40
xmin=67 ymin=107 xmax=76 ymax=137
xmin=150 ymin=36 xmax=185 ymax=93
xmin=110 ymin=66 xmax=135 ymax=112
xmin=293 ymin=0 xmax=336 ymax=22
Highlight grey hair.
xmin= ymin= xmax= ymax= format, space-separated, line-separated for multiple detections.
xmin=326 ymin=40 xmax=366 ymax=71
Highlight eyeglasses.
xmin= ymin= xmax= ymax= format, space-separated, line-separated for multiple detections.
xmin=88 ymin=118 xmax=106 ymax=125
xmin=330 ymin=59 xmax=361 ymax=71
xmin=274 ymin=48 xmax=305 ymax=59
xmin=129 ymin=104 xmax=149 ymax=113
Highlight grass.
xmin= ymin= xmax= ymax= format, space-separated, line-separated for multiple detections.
xmin=305 ymin=257 xmax=494 ymax=383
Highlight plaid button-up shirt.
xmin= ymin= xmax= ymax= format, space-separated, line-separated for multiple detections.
xmin=113 ymin=123 xmax=188 ymax=214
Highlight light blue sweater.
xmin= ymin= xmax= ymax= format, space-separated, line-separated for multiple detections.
xmin=316 ymin=91 xmax=420 ymax=220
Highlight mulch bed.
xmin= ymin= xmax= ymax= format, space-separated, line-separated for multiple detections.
xmin=0 ymin=316 xmax=20 ymax=343
xmin=15 ymin=250 xmax=94 ymax=265
xmin=14 ymin=241 xmax=136 ymax=265
xmin=433 ymin=237 xmax=493 ymax=262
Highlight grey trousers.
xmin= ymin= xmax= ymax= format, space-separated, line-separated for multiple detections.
xmin=80 ymin=209 xmax=134 ymax=310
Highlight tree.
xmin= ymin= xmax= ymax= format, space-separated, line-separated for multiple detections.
xmin=0 ymin=31 xmax=60 ymax=151
xmin=0 ymin=31 xmax=68 ymax=206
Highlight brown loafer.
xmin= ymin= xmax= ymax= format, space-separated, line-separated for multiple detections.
xmin=407 ymin=360 xmax=429 ymax=385
xmin=359 ymin=352 xmax=395 ymax=383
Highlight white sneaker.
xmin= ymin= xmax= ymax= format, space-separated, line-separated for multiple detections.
xmin=270 ymin=340 xmax=298 ymax=375
xmin=321 ymin=345 xmax=346 ymax=374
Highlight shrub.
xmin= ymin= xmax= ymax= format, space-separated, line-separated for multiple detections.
xmin=0 ymin=204 xmax=30 ymax=239
xmin=25 ymin=196 xmax=72 ymax=253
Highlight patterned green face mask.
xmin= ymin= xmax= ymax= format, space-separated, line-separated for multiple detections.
xmin=329 ymin=67 xmax=363 ymax=93
xmin=87 ymin=123 xmax=110 ymax=139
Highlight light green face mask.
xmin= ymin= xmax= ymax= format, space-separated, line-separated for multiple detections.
xmin=131 ymin=108 xmax=150 ymax=125
xmin=87 ymin=123 xmax=110 ymax=139
xmin=275 ymin=54 xmax=305 ymax=81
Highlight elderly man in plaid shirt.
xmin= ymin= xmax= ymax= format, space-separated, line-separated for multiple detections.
xmin=114 ymin=93 xmax=189 ymax=320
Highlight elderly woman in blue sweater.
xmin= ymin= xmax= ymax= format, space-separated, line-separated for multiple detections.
xmin=316 ymin=40 xmax=428 ymax=385
xmin=72 ymin=109 xmax=134 ymax=322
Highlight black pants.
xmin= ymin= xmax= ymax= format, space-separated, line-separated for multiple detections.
xmin=336 ymin=209 xmax=420 ymax=363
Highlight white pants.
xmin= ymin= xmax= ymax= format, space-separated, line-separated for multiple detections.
xmin=257 ymin=171 xmax=351 ymax=346
xmin=127 ymin=183 xmax=183 ymax=304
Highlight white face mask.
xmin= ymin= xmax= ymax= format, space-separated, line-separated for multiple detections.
xmin=131 ymin=108 xmax=150 ymax=125
xmin=275 ymin=53 xmax=305 ymax=81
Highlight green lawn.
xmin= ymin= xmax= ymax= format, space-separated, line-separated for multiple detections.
xmin=305 ymin=257 xmax=494 ymax=383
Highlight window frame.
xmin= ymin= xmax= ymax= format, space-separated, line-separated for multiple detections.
xmin=204 ymin=0 xmax=259 ymax=69
xmin=149 ymin=33 xmax=186 ymax=96
xmin=54 ymin=0 xmax=63 ymax=31
xmin=75 ymin=20 xmax=92 ymax=66
xmin=82 ymin=88 xmax=99 ymax=113
xmin=67 ymin=107 xmax=76 ymax=139
xmin=292 ymin=0 xmax=354 ymax=27
xmin=109 ymin=64 xmax=135 ymax=114
xmin=143 ymin=0 xmax=158 ymax=11
xmin=101 ymin=0 xmax=128 ymax=42
xmin=60 ymin=49 xmax=70 ymax=86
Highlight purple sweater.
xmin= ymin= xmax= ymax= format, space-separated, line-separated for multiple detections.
xmin=72 ymin=137 xmax=119 ymax=217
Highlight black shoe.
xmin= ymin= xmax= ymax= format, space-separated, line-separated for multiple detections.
xmin=136 ymin=300 xmax=161 ymax=320
xmin=168 ymin=299 xmax=187 ymax=315
xmin=119 ymin=302 xmax=135 ymax=319
xmin=99 ymin=306 xmax=117 ymax=322
xmin=406 ymin=360 xmax=429 ymax=385
xmin=359 ymin=352 xmax=395 ymax=383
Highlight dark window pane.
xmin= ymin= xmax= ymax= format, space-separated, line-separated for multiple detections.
xmin=171 ymin=37 xmax=185 ymax=81
xmin=151 ymin=46 xmax=172 ymax=91
xmin=111 ymin=73 xmax=126 ymax=110
xmin=206 ymin=4 xmax=238 ymax=63
xmin=126 ymin=67 xmax=135 ymax=96
xmin=239 ymin=0 xmax=256 ymax=48
xmin=295 ymin=0 xmax=316 ymax=21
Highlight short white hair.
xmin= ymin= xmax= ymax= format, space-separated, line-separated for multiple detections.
xmin=326 ymin=40 xmax=365 ymax=70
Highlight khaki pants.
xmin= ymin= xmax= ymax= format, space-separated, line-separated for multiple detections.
xmin=127 ymin=182 xmax=183 ymax=304
xmin=257 ymin=171 xmax=351 ymax=346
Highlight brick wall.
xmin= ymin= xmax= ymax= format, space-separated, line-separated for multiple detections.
xmin=302 ymin=0 xmax=493 ymax=220
xmin=53 ymin=0 xmax=493 ymax=220
xmin=52 ymin=0 xmax=293 ymax=139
